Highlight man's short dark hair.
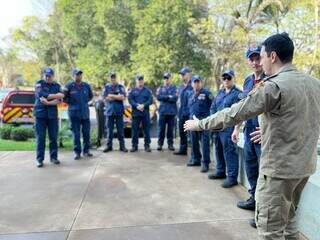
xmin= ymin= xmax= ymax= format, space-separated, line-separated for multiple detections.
xmin=262 ymin=32 xmax=294 ymax=64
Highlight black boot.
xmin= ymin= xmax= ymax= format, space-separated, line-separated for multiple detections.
xmin=103 ymin=146 xmax=113 ymax=153
xmin=145 ymin=146 xmax=151 ymax=152
xmin=130 ymin=146 xmax=138 ymax=152
xmin=120 ymin=147 xmax=128 ymax=153
xmin=168 ymin=145 xmax=175 ymax=151
xmin=237 ymin=196 xmax=255 ymax=211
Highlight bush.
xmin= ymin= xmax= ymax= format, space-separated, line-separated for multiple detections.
xmin=24 ymin=127 xmax=35 ymax=138
xmin=0 ymin=125 xmax=13 ymax=140
xmin=90 ymin=129 xmax=98 ymax=148
xmin=10 ymin=127 xmax=30 ymax=141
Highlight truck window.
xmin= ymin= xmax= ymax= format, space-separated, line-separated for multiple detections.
xmin=8 ymin=94 xmax=35 ymax=105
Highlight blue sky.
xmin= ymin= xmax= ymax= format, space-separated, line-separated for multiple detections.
xmin=0 ymin=0 xmax=54 ymax=49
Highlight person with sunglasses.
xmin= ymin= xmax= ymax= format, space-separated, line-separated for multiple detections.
xmin=208 ymin=70 xmax=242 ymax=188
xmin=156 ymin=72 xmax=178 ymax=151
xmin=231 ymin=46 xmax=266 ymax=226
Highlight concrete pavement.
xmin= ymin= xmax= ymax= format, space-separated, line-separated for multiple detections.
xmin=0 ymin=139 xmax=259 ymax=240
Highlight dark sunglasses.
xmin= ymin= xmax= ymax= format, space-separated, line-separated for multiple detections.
xmin=222 ymin=77 xmax=232 ymax=81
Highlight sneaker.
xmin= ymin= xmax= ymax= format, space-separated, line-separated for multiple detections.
xmin=74 ymin=155 xmax=81 ymax=160
xmin=145 ymin=146 xmax=151 ymax=152
xmin=157 ymin=145 xmax=162 ymax=151
xmin=237 ymin=196 xmax=255 ymax=211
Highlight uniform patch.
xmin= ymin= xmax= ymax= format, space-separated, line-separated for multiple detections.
xmin=249 ymin=81 xmax=265 ymax=96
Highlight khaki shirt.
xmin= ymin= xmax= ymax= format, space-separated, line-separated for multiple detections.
xmin=197 ymin=64 xmax=320 ymax=178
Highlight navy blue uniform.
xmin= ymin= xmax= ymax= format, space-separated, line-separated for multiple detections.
xmin=188 ymin=88 xmax=213 ymax=166
xmin=34 ymin=80 xmax=61 ymax=163
xmin=128 ymin=87 xmax=153 ymax=148
xmin=63 ymin=81 xmax=93 ymax=156
xmin=177 ymin=81 xmax=193 ymax=153
xmin=211 ymin=86 xmax=241 ymax=182
xmin=103 ymin=83 xmax=126 ymax=149
xmin=242 ymin=74 xmax=264 ymax=198
xmin=156 ymin=84 xmax=178 ymax=147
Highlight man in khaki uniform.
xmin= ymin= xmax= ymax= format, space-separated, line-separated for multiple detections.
xmin=184 ymin=32 xmax=320 ymax=240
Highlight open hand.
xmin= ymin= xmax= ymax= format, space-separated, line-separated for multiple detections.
xmin=250 ymin=127 xmax=261 ymax=144
xmin=184 ymin=115 xmax=199 ymax=131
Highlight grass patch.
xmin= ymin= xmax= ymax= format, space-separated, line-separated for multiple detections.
xmin=0 ymin=139 xmax=73 ymax=151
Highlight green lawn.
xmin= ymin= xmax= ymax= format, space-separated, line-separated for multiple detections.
xmin=0 ymin=139 xmax=73 ymax=151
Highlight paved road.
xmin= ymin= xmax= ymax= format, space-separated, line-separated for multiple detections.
xmin=0 ymin=139 xmax=258 ymax=240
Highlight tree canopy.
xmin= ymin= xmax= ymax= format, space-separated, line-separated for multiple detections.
xmin=1 ymin=0 xmax=319 ymax=90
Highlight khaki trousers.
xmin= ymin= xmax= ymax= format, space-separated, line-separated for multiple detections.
xmin=255 ymin=175 xmax=309 ymax=240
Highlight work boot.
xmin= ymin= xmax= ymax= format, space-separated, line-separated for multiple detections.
xmin=173 ymin=150 xmax=187 ymax=155
xmin=103 ymin=146 xmax=113 ymax=153
xmin=187 ymin=161 xmax=201 ymax=167
xmin=36 ymin=162 xmax=44 ymax=168
xmin=83 ymin=152 xmax=93 ymax=157
xmin=237 ymin=196 xmax=255 ymax=211
xmin=145 ymin=146 xmax=151 ymax=152
xmin=130 ymin=146 xmax=138 ymax=152
xmin=200 ymin=164 xmax=209 ymax=173
xmin=208 ymin=173 xmax=226 ymax=180
xmin=50 ymin=158 xmax=60 ymax=165
xmin=157 ymin=145 xmax=162 ymax=151
xmin=221 ymin=178 xmax=238 ymax=188
xmin=120 ymin=147 xmax=128 ymax=153
xmin=249 ymin=219 xmax=257 ymax=228
xmin=168 ymin=145 xmax=175 ymax=151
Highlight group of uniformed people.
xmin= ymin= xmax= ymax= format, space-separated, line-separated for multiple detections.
xmin=184 ymin=33 xmax=320 ymax=240
xmin=34 ymin=68 xmax=94 ymax=167
xmin=33 ymin=32 xmax=320 ymax=240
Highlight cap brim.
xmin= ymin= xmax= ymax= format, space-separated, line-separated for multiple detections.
xmin=247 ymin=51 xmax=260 ymax=58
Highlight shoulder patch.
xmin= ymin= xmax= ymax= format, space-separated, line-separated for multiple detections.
xmin=248 ymin=81 xmax=265 ymax=96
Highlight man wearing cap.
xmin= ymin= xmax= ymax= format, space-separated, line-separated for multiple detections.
xmin=156 ymin=72 xmax=178 ymax=151
xmin=184 ymin=32 xmax=320 ymax=239
xmin=102 ymin=72 xmax=128 ymax=153
xmin=187 ymin=75 xmax=212 ymax=173
xmin=128 ymin=75 xmax=153 ymax=152
xmin=63 ymin=69 xmax=93 ymax=160
xmin=231 ymin=47 xmax=265 ymax=213
xmin=174 ymin=67 xmax=193 ymax=155
xmin=33 ymin=68 xmax=65 ymax=168
xmin=208 ymin=70 xmax=242 ymax=188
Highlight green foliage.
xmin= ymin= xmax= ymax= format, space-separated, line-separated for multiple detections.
xmin=58 ymin=120 xmax=72 ymax=148
xmin=10 ymin=127 xmax=30 ymax=141
xmin=90 ymin=129 xmax=98 ymax=148
xmin=0 ymin=125 xmax=13 ymax=140
xmin=4 ymin=0 xmax=320 ymax=91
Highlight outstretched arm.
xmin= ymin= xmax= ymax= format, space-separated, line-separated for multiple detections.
xmin=184 ymin=82 xmax=281 ymax=132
